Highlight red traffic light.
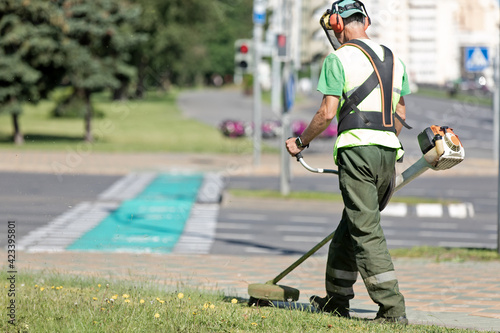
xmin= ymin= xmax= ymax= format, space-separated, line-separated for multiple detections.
xmin=240 ymin=44 xmax=249 ymax=54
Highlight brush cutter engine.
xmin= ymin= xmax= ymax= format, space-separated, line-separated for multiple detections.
xmin=418 ymin=125 xmax=465 ymax=170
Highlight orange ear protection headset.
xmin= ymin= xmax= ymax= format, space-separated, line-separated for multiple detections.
xmin=329 ymin=0 xmax=371 ymax=33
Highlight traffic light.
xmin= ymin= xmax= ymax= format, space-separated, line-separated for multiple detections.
xmin=234 ymin=39 xmax=253 ymax=75
xmin=277 ymin=34 xmax=287 ymax=58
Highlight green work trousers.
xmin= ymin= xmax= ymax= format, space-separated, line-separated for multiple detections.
xmin=325 ymin=145 xmax=406 ymax=318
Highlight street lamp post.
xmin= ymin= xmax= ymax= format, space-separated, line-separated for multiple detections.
xmin=252 ymin=0 xmax=266 ymax=166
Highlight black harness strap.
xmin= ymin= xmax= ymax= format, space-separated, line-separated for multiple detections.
xmin=337 ymin=40 xmax=411 ymax=134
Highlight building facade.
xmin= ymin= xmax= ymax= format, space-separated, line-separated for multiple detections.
xmin=299 ymin=0 xmax=499 ymax=87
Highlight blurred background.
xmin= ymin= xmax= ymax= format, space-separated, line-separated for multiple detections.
xmin=1 ymin=0 xmax=499 ymax=148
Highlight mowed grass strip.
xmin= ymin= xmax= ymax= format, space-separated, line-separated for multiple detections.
xmin=0 ymin=90 xmax=268 ymax=154
xmin=227 ymin=189 xmax=455 ymax=205
xmin=1 ymin=270 xmax=480 ymax=333
xmin=390 ymin=246 xmax=500 ymax=262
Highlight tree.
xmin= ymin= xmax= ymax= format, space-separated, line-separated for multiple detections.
xmin=204 ymin=1 xmax=254 ymax=79
xmin=130 ymin=0 xmax=253 ymax=92
xmin=59 ymin=0 xmax=143 ymax=141
xmin=0 ymin=0 xmax=67 ymax=144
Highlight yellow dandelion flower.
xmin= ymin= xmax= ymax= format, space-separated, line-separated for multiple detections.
xmin=51 ymin=286 xmax=55 ymax=289
xmin=35 ymin=285 xmax=38 ymax=288
xmin=111 ymin=295 xmax=118 ymax=300
xmin=59 ymin=286 xmax=63 ymax=289
xmin=156 ymin=297 xmax=160 ymax=301
xmin=140 ymin=299 xmax=145 ymax=304
xmin=56 ymin=287 xmax=60 ymax=290
xmin=192 ymin=312 xmax=197 ymax=315
xmin=231 ymin=298 xmax=238 ymax=304
xmin=159 ymin=300 xmax=165 ymax=304
xmin=251 ymin=322 xmax=258 ymax=326
xmin=262 ymin=316 xmax=267 ymax=319
xmin=125 ymin=299 xmax=131 ymax=303
xmin=177 ymin=293 xmax=184 ymax=299
xmin=210 ymin=304 xmax=215 ymax=309
xmin=122 ymin=294 xmax=130 ymax=299
xmin=40 ymin=287 xmax=45 ymax=291
xmin=98 ymin=284 xmax=101 ymax=288
xmin=204 ymin=303 xmax=210 ymax=309
xmin=93 ymin=297 xmax=98 ymax=301
xmin=93 ymin=321 xmax=97 ymax=325
xmin=101 ymin=308 xmax=105 ymax=311
xmin=154 ymin=313 xmax=160 ymax=319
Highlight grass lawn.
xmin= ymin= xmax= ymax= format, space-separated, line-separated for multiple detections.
xmin=0 ymin=90 xmax=273 ymax=154
xmin=227 ymin=189 xmax=458 ymax=205
xmin=1 ymin=270 xmax=482 ymax=333
xmin=414 ymin=87 xmax=493 ymax=107
xmin=390 ymin=246 xmax=500 ymax=262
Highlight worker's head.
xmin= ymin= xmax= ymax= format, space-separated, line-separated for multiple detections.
xmin=328 ymin=0 xmax=370 ymax=38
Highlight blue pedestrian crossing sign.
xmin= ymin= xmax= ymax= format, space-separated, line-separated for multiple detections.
xmin=283 ymin=73 xmax=295 ymax=113
xmin=464 ymin=47 xmax=489 ymax=72
xmin=253 ymin=0 xmax=266 ymax=24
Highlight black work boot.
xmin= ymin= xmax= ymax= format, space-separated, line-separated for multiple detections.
xmin=309 ymin=295 xmax=350 ymax=318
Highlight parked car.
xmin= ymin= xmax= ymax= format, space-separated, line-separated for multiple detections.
xmin=292 ymin=119 xmax=337 ymax=139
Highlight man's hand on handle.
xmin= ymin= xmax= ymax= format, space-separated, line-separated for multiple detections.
xmin=285 ymin=137 xmax=304 ymax=157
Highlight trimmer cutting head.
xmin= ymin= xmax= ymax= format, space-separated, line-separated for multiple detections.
xmin=248 ymin=282 xmax=300 ymax=303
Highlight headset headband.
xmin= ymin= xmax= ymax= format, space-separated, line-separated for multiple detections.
xmin=332 ymin=0 xmax=367 ymax=17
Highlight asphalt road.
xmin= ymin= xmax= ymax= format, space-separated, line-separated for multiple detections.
xmin=1 ymin=170 xmax=496 ymax=255
xmin=0 ymin=172 xmax=119 ymax=249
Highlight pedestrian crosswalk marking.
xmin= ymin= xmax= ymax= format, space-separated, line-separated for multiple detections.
xmin=17 ymin=172 xmax=223 ymax=254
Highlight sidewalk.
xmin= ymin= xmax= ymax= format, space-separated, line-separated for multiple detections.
xmin=0 ymin=149 xmax=497 ymax=177
xmin=14 ymin=251 xmax=500 ymax=331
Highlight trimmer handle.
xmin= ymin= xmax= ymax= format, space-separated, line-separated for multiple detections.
xmin=294 ymin=152 xmax=338 ymax=175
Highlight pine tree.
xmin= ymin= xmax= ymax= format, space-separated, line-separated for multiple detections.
xmin=59 ymin=0 xmax=143 ymax=142
xmin=0 ymin=0 xmax=67 ymax=144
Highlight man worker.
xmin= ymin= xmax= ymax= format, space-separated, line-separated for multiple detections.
xmin=285 ymin=0 xmax=409 ymax=324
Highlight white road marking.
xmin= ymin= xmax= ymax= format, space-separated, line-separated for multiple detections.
xmin=420 ymin=222 xmax=458 ymax=230
xmin=283 ymin=236 xmax=325 ymax=243
xmin=386 ymin=239 xmax=422 ymax=247
xmin=381 ymin=203 xmax=408 ymax=217
xmin=216 ymin=223 xmax=252 ymax=230
xmin=417 ymin=231 xmax=479 ymax=239
xmin=18 ymin=202 xmax=119 ymax=253
xmin=416 ymin=204 xmax=443 ymax=217
xmin=98 ymin=172 xmax=156 ymax=201
xmin=448 ymin=204 xmax=468 ymax=219
xmin=289 ymin=216 xmax=330 ymax=224
xmin=216 ymin=233 xmax=254 ymax=241
xmin=483 ymin=225 xmax=497 ymax=231
xmin=173 ymin=203 xmax=219 ymax=254
xmin=276 ymin=225 xmax=326 ymax=233
xmin=438 ymin=241 xmax=492 ymax=248
xmin=225 ymin=213 xmax=267 ymax=221
xmin=244 ymin=247 xmax=284 ymax=254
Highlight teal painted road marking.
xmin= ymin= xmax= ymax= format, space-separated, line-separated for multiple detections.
xmin=68 ymin=173 xmax=203 ymax=253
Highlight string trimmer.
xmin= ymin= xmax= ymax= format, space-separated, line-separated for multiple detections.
xmin=248 ymin=125 xmax=465 ymax=305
